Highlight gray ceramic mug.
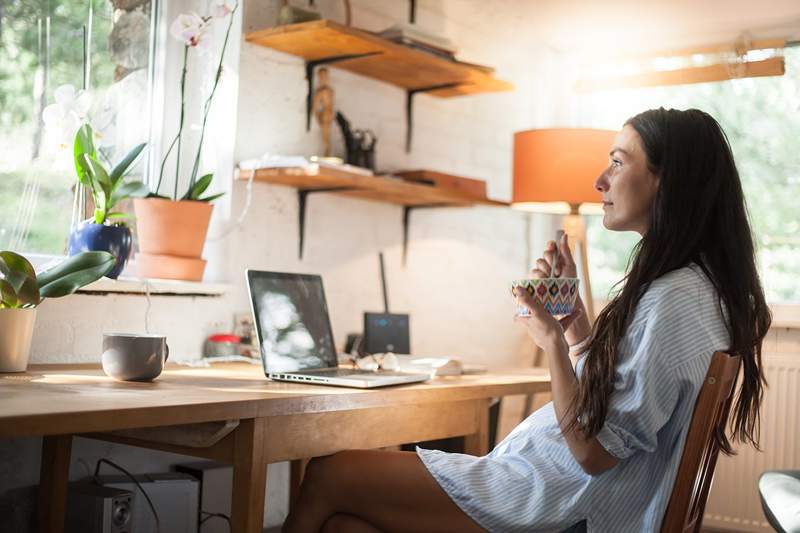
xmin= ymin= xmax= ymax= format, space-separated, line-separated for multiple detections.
xmin=101 ymin=333 xmax=169 ymax=382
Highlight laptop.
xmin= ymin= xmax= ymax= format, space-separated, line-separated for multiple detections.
xmin=246 ymin=270 xmax=430 ymax=388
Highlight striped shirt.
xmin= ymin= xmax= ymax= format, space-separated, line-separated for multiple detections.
xmin=418 ymin=264 xmax=731 ymax=532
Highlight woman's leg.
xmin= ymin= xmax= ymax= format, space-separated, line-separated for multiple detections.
xmin=320 ymin=514 xmax=382 ymax=533
xmin=282 ymin=450 xmax=485 ymax=533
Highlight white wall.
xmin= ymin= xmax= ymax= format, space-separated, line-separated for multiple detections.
xmin=1 ymin=0 xmax=569 ymax=528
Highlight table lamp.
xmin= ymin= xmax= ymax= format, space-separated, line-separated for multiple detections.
xmin=512 ymin=128 xmax=617 ymax=321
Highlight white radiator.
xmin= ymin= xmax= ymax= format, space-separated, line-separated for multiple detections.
xmin=702 ymin=353 xmax=800 ymax=532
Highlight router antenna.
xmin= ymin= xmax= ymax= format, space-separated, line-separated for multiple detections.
xmin=379 ymin=252 xmax=389 ymax=313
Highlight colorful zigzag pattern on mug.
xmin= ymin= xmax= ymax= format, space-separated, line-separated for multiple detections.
xmin=510 ymin=277 xmax=580 ymax=316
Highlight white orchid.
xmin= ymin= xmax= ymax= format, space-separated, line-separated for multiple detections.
xmin=170 ymin=12 xmax=208 ymax=48
xmin=41 ymin=84 xmax=92 ymax=149
xmin=89 ymin=103 xmax=116 ymax=148
xmin=211 ymin=0 xmax=234 ymax=18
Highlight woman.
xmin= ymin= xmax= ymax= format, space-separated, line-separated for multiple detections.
xmin=282 ymin=108 xmax=771 ymax=533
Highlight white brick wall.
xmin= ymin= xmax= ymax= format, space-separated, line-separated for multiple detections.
xmin=2 ymin=1 xmax=568 ymax=528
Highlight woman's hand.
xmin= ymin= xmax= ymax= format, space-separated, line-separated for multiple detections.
xmin=530 ymin=233 xmax=577 ymax=279
xmin=514 ymin=285 xmax=581 ymax=352
xmin=530 ymin=234 xmax=591 ymax=346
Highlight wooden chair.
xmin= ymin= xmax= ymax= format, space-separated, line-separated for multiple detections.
xmin=659 ymin=351 xmax=741 ymax=533
xmin=561 ymin=351 xmax=741 ymax=533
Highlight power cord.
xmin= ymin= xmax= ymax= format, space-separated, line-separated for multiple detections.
xmin=205 ymin=168 xmax=255 ymax=243
xmin=201 ymin=511 xmax=231 ymax=530
xmin=92 ymin=458 xmax=161 ymax=533
xmin=143 ymin=279 xmax=152 ymax=334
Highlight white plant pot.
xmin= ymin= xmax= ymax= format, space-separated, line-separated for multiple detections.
xmin=0 ymin=308 xmax=37 ymax=372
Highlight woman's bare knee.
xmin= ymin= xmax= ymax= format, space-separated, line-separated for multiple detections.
xmin=321 ymin=513 xmax=382 ymax=533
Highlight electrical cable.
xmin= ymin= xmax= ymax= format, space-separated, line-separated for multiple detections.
xmin=200 ymin=511 xmax=231 ymax=530
xmin=143 ymin=279 xmax=152 ymax=334
xmin=92 ymin=458 xmax=160 ymax=533
xmin=205 ymin=168 xmax=255 ymax=243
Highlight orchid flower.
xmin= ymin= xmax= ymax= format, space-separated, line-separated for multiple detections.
xmin=42 ymin=84 xmax=91 ymax=149
xmin=211 ymin=0 xmax=235 ymax=18
xmin=169 ymin=12 xmax=208 ymax=48
xmin=89 ymin=104 xmax=116 ymax=148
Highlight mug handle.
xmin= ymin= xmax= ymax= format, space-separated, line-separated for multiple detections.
xmin=165 ymin=344 xmax=170 ymax=362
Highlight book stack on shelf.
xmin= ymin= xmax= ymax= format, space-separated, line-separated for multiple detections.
xmin=376 ymin=22 xmax=457 ymax=60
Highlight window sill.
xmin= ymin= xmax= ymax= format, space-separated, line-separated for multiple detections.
xmin=769 ymin=305 xmax=800 ymax=329
xmin=77 ymin=276 xmax=229 ymax=297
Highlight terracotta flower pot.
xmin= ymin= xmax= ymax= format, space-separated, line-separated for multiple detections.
xmin=134 ymin=198 xmax=213 ymax=257
xmin=133 ymin=198 xmax=214 ymax=281
xmin=136 ymin=253 xmax=207 ymax=282
xmin=0 ymin=308 xmax=37 ymax=372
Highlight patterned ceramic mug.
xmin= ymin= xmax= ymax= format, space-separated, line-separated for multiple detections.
xmin=511 ymin=277 xmax=580 ymax=317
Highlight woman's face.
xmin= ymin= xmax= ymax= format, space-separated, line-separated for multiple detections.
xmin=594 ymin=125 xmax=660 ymax=235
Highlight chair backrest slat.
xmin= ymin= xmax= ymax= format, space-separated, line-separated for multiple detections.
xmin=660 ymin=351 xmax=741 ymax=533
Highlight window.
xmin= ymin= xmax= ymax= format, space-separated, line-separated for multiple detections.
xmin=0 ymin=0 xmax=155 ymax=255
xmin=577 ymin=47 xmax=800 ymax=303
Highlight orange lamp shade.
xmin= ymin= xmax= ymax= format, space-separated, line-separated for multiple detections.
xmin=513 ymin=128 xmax=617 ymax=212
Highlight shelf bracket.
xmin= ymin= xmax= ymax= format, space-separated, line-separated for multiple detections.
xmin=305 ymin=52 xmax=382 ymax=131
xmin=298 ymin=186 xmax=361 ymax=259
xmin=402 ymin=204 xmax=449 ymax=266
xmin=405 ymin=83 xmax=463 ymax=153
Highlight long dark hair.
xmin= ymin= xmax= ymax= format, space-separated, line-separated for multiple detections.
xmin=573 ymin=108 xmax=771 ymax=454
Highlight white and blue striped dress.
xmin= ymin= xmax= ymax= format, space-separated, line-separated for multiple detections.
xmin=418 ymin=264 xmax=731 ymax=532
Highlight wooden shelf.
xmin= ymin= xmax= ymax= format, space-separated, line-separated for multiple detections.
xmin=237 ymin=164 xmax=508 ymax=263
xmin=240 ymin=165 xmax=508 ymax=207
xmin=245 ymin=20 xmax=513 ymax=96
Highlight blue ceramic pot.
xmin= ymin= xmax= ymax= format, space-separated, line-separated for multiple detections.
xmin=68 ymin=222 xmax=132 ymax=279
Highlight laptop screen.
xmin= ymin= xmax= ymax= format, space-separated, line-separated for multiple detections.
xmin=246 ymin=271 xmax=338 ymax=373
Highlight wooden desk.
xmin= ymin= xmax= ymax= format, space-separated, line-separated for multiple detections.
xmin=0 ymin=363 xmax=550 ymax=532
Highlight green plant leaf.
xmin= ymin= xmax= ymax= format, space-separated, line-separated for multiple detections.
xmin=106 ymin=212 xmax=133 ymax=220
xmin=82 ymin=154 xmax=112 ymax=221
xmin=196 ymin=192 xmax=225 ymax=203
xmin=74 ymin=124 xmax=96 ymax=186
xmin=147 ymin=192 xmax=171 ymax=200
xmin=37 ymin=251 xmax=115 ymax=298
xmin=0 ymin=251 xmax=35 ymax=284
xmin=109 ymin=143 xmax=147 ymax=185
xmin=188 ymin=173 xmax=213 ymax=200
xmin=110 ymin=181 xmax=150 ymax=207
xmin=0 ymin=279 xmax=19 ymax=308
xmin=0 ymin=251 xmax=41 ymax=306
xmin=82 ymin=154 xmax=112 ymax=196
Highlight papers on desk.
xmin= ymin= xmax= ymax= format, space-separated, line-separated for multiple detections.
xmin=351 ymin=355 xmax=487 ymax=376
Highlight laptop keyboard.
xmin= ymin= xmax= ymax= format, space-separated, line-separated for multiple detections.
xmin=292 ymin=369 xmax=415 ymax=378
xmin=300 ymin=368 xmax=389 ymax=378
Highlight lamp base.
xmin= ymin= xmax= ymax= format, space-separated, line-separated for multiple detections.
xmin=562 ymin=211 xmax=594 ymax=322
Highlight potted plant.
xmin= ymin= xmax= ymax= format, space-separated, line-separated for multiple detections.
xmin=133 ymin=1 xmax=235 ymax=282
xmin=68 ymin=124 xmax=149 ymax=278
xmin=0 ymin=250 xmax=114 ymax=372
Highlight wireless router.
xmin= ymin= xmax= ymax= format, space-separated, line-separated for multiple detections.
xmin=363 ymin=252 xmax=410 ymax=355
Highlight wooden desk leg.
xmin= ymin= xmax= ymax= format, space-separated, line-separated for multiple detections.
xmin=463 ymin=399 xmax=490 ymax=457
xmin=231 ymin=418 xmax=268 ymax=533
xmin=38 ymin=434 xmax=72 ymax=533
xmin=289 ymin=459 xmax=309 ymax=511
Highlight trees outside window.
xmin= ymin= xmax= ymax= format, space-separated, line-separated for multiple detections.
xmin=0 ymin=0 xmax=153 ymax=255
xmin=578 ymin=48 xmax=800 ymax=304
